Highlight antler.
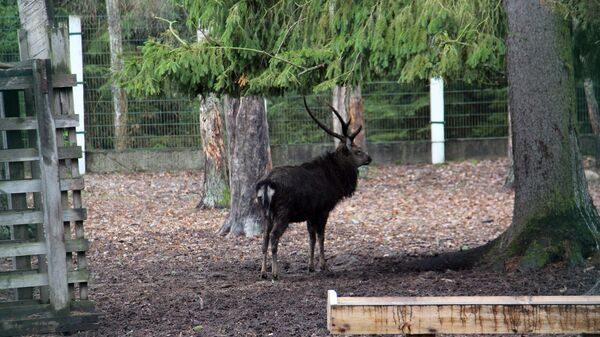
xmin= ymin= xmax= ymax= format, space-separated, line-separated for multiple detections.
xmin=326 ymin=103 xmax=350 ymax=137
xmin=303 ymin=96 xmax=363 ymax=143
xmin=303 ymin=97 xmax=345 ymax=142
xmin=326 ymin=102 xmax=363 ymax=142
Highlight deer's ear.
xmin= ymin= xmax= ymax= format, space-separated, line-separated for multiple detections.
xmin=345 ymin=138 xmax=352 ymax=151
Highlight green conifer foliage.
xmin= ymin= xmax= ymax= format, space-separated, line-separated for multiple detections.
xmin=122 ymin=0 xmax=506 ymax=97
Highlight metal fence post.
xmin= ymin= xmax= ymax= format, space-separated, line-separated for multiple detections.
xmin=430 ymin=77 xmax=445 ymax=164
xmin=69 ymin=15 xmax=85 ymax=174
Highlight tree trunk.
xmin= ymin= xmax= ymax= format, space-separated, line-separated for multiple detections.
xmin=197 ymin=94 xmax=229 ymax=209
xmin=584 ymin=79 xmax=600 ymax=167
xmin=106 ymin=0 xmax=128 ymax=151
xmin=333 ymin=85 xmax=368 ymax=176
xmin=503 ymin=107 xmax=514 ymax=188
xmin=331 ymin=85 xmax=348 ymax=148
xmin=348 ymin=85 xmax=368 ymax=176
xmin=218 ymin=96 xmax=271 ymax=236
xmin=491 ymin=0 xmax=600 ymax=269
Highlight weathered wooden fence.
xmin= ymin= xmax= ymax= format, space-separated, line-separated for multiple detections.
xmin=0 ymin=27 xmax=97 ymax=335
xmin=327 ymin=290 xmax=600 ymax=336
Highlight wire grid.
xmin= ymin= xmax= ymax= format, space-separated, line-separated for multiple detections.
xmin=0 ymin=16 xmax=20 ymax=63
xmin=445 ymin=82 xmax=508 ymax=139
xmin=80 ymin=16 xmax=200 ymax=151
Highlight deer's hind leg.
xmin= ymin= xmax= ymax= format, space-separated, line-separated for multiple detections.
xmin=260 ymin=219 xmax=273 ymax=279
xmin=269 ymin=219 xmax=288 ymax=280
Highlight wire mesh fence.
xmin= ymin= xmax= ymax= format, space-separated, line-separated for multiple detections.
xmin=0 ymin=15 xmax=598 ymax=151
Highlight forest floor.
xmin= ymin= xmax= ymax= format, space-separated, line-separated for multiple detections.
xmin=58 ymin=159 xmax=600 ymax=336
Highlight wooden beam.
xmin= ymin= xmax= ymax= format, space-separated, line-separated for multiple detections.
xmin=0 ymin=208 xmax=87 ymax=226
xmin=0 ymin=114 xmax=79 ymax=131
xmin=0 ymin=146 xmax=82 ymax=162
xmin=0 ymin=238 xmax=90 ymax=258
xmin=0 ymin=148 xmax=38 ymax=162
xmin=0 ymin=269 xmax=89 ymax=290
xmin=0 ymin=177 xmax=84 ymax=194
xmin=327 ymin=290 xmax=600 ymax=335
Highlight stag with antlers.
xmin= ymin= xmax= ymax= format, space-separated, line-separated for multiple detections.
xmin=255 ymin=97 xmax=372 ymax=279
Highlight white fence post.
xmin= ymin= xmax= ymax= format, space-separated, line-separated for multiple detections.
xmin=69 ymin=15 xmax=85 ymax=174
xmin=430 ymin=77 xmax=445 ymax=164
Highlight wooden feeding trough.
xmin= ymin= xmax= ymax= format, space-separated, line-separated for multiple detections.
xmin=327 ymin=290 xmax=600 ymax=335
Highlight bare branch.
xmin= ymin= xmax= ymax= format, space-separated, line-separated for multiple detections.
xmin=154 ymin=16 xmax=188 ymax=47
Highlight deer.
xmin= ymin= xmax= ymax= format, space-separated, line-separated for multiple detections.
xmin=256 ymin=97 xmax=372 ymax=279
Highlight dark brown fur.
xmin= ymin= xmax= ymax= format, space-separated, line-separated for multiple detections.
xmin=256 ymin=99 xmax=371 ymax=279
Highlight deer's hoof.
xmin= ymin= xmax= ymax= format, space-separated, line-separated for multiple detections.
xmin=260 ymin=271 xmax=268 ymax=279
xmin=308 ymin=266 xmax=315 ymax=273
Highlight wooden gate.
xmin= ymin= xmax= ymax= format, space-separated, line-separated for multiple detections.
xmin=0 ymin=59 xmax=97 ymax=335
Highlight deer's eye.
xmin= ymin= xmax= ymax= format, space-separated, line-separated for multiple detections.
xmin=356 ymin=150 xmax=363 ymax=155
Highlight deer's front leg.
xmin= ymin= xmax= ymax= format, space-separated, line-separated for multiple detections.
xmin=317 ymin=231 xmax=328 ymax=271
xmin=307 ymin=222 xmax=316 ymax=272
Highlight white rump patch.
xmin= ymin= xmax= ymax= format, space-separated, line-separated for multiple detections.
xmin=267 ymin=186 xmax=275 ymax=200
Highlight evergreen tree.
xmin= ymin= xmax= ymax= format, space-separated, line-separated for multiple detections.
xmin=121 ymin=0 xmax=600 ymax=269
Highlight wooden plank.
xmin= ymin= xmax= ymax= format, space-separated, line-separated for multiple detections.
xmin=0 ymin=177 xmax=84 ymax=194
xmin=0 ymin=298 xmax=96 ymax=314
xmin=32 ymin=59 xmax=69 ymax=311
xmin=52 ymin=73 xmax=76 ymax=88
xmin=0 ymin=114 xmax=79 ymax=131
xmin=0 ymin=117 xmax=37 ymax=131
xmin=0 ymin=210 xmax=43 ymax=225
xmin=336 ymin=295 xmax=600 ymax=306
xmin=327 ymin=291 xmax=600 ymax=335
xmin=0 ymin=146 xmax=82 ymax=162
xmin=0 ymin=208 xmax=87 ymax=226
xmin=0 ymin=147 xmax=37 ymax=162
xmin=0 ymin=238 xmax=89 ymax=258
xmin=0 ymin=269 xmax=90 ymax=290
xmin=3 ymin=89 xmax=32 ymax=301
xmin=0 ymin=62 xmax=35 ymax=92
xmin=0 ymin=303 xmax=53 ymax=320
xmin=0 ymin=311 xmax=99 ymax=337
xmin=0 ymin=76 xmax=33 ymax=90
xmin=58 ymin=146 xmax=82 ymax=160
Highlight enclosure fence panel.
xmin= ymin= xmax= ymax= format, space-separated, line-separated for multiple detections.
xmin=0 ymin=57 xmax=97 ymax=335
xmin=1 ymin=15 xmax=598 ymax=167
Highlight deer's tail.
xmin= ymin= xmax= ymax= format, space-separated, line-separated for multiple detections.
xmin=256 ymin=180 xmax=275 ymax=221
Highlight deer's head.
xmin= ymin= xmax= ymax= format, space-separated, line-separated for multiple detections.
xmin=303 ymin=97 xmax=372 ymax=168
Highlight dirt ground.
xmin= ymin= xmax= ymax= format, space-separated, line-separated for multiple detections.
xmin=64 ymin=159 xmax=600 ymax=337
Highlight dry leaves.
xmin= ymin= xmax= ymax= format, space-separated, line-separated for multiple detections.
xmin=70 ymin=159 xmax=600 ymax=337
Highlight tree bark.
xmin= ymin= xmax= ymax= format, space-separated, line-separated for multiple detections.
xmin=348 ymin=85 xmax=368 ymax=176
xmin=490 ymin=0 xmax=600 ymax=269
xmin=219 ymin=96 xmax=271 ymax=236
xmin=584 ymin=79 xmax=600 ymax=167
xmin=196 ymin=94 xmax=229 ymax=209
xmin=331 ymin=85 xmax=348 ymax=148
xmin=106 ymin=0 xmax=128 ymax=151
xmin=503 ymin=107 xmax=514 ymax=188
xmin=333 ymin=85 xmax=368 ymax=176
